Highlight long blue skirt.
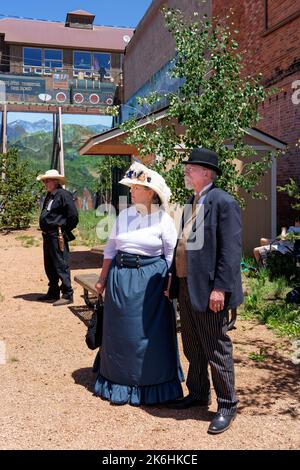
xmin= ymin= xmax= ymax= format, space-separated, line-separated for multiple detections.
xmin=94 ymin=251 xmax=184 ymax=405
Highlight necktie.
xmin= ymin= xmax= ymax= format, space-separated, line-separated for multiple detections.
xmin=192 ymin=194 xmax=201 ymax=218
xmin=175 ymin=187 xmax=211 ymax=278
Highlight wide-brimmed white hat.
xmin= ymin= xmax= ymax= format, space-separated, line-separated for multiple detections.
xmin=119 ymin=162 xmax=171 ymax=207
xmin=36 ymin=169 xmax=65 ymax=184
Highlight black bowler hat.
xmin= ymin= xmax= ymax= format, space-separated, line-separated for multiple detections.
xmin=183 ymin=147 xmax=222 ymax=175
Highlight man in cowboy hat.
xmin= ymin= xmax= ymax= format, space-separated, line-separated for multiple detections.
xmin=168 ymin=147 xmax=243 ymax=434
xmin=36 ymin=169 xmax=78 ymax=306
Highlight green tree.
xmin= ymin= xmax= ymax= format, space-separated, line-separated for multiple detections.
xmin=96 ymin=156 xmax=129 ymax=204
xmin=0 ymin=147 xmax=40 ymax=229
xmin=277 ymin=178 xmax=300 ymax=213
xmin=122 ymin=7 xmax=280 ymax=205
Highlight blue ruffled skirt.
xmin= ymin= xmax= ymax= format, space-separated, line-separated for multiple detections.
xmin=94 ymin=251 xmax=184 ymax=405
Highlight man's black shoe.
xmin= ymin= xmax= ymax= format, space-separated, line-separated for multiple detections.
xmin=37 ymin=293 xmax=60 ymax=302
xmin=167 ymin=394 xmax=211 ymax=409
xmin=207 ymin=412 xmax=236 ymax=434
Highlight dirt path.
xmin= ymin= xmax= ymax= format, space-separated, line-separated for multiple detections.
xmin=0 ymin=228 xmax=299 ymax=450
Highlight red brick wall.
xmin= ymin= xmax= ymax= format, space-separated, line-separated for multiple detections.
xmin=213 ymin=0 xmax=300 ymax=227
xmin=267 ymin=0 xmax=300 ymax=29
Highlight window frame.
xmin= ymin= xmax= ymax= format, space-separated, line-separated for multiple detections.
xmin=23 ymin=47 xmax=63 ymax=71
xmin=44 ymin=49 xmax=63 ymax=69
xmin=73 ymin=50 xmax=111 ymax=73
xmin=23 ymin=47 xmax=43 ymax=68
xmin=73 ymin=50 xmax=92 ymax=71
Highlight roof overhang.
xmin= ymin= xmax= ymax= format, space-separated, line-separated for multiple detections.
xmin=80 ymin=108 xmax=170 ymax=155
xmin=80 ymin=108 xmax=287 ymax=156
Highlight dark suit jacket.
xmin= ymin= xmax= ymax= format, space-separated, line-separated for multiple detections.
xmin=171 ymin=185 xmax=244 ymax=312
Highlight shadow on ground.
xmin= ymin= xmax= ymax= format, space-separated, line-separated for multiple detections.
xmin=14 ymin=293 xmax=47 ymax=302
xmin=72 ymin=367 xmax=96 ymax=394
xmin=68 ymin=304 xmax=93 ymax=326
xmin=142 ymin=403 xmax=215 ymax=422
xmin=234 ymin=337 xmax=300 ymax=418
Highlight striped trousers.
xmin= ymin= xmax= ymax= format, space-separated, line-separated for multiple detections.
xmin=178 ymin=279 xmax=238 ymax=415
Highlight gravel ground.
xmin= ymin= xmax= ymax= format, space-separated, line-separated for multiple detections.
xmin=0 ymin=228 xmax=299 ymax=450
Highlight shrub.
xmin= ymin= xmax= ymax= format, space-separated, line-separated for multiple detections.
xmin=266 ymin=251 xmax=297 ymax=283
xmin=0 ymin=148 xmax=40 ymax=229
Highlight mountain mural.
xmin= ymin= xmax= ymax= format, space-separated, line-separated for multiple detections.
xmin=7 ymin=119 xmax=111 ymax=196
xmin=8 ymin=119 xmax=53 ymax=141
xmin=7 ymin=119 xmax=109 ymax=143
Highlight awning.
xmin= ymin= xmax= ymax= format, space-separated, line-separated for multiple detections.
xmin=79 ymin=107 xmax=286 ymax=156
xmin=79 ymin=108 xmax=171 ymax=156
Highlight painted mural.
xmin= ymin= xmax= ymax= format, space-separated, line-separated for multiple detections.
xmin=6 ymin=112 xmax=112 ymax=210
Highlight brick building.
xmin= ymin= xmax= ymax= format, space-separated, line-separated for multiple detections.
xmin=82 ymin=0 xmax=300 ymax=253
xmin=122 ymin=0 xmax=300 ymax=227
xmin=213 ymin=0 xmax=300 ymax=226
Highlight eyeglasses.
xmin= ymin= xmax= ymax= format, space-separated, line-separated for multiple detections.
xmin=184 ymin=166 xmax=195 ymax=173
xmin=184 ymin=166 xmax=206 ymax=173
xmin=125 ymin=169 xmax=152 ymax=183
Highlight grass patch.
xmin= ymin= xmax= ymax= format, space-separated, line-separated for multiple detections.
xmin=71 ymin=209 xmax=114 ymax=248
xmin=16 ymin=235 xmax=40 ymax=247
xmin=248 ymin=349 xmax=267 ymax=362
xmin=242 ymin=266 xmax=300 ymax=337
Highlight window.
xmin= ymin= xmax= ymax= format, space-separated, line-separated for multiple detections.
xmin=23 ymin=47 xmax=63 ymax=72
xmin=44 ymin=49 xmax=63 ymax=69
xmin=73 ymin=51 xmax=111 ymax=76
xmin=73 ymin=51 xmax=92 ymax=70
xmin=93 ymin=53 xmax=111 ymax=76
xmin=265 ymin=0 xmax=300 ymax=32
xmin=23 ymin=48 xmax=42 ymax=67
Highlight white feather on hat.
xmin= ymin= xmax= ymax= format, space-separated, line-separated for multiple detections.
xmin=119 ymin=162 xmax=171 ymax=207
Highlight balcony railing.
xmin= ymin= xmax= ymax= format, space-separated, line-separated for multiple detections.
xmin=21 ymin=66 xmax=119 ymax=82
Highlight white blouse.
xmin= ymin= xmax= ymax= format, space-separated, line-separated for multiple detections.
xmin=104 ymin=206 xmax=178 ymax=267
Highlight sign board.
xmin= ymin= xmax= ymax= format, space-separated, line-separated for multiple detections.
xmin=0 ymin=73 xmax=116 ymax=107
xmin=0 ymin=75 xmax=45 ymax=96
xmin=53 ymin=74 xmax=69 ymax=90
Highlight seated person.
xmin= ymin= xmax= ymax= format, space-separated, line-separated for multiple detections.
xmin=254 ymin=219 xmax=300 ymax=267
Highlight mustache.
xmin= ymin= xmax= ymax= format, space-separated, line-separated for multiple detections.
xmin=184 ymin=176 xmax=194 ymax=190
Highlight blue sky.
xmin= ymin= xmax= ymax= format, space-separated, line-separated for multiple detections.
xmin=0 ymin=0 xmax=152 ymax=28
xmin=8 ymin=112 xmax=113 ymax=126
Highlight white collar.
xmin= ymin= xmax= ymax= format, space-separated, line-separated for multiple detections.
xmin=195 ymin=182 xmax=213 ymax=198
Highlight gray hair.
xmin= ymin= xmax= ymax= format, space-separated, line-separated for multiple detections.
xmin=210 ymin=170 xmax=218 ymax=182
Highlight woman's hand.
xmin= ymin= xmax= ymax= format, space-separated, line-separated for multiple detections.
xmin=95 ymin=276 xmax=107 ymax=296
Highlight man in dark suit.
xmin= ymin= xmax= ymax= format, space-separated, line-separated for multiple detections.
xmin=36 ymin=169 xmax=78 ymax=306
xmin=168 ymin=147 xmax=243 ymax=434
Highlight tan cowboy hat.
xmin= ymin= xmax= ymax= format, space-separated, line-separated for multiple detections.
xmin=119 ymin=162 xmax=171 ymax=207
xmin=36 ymin=169 xmax=66 ymax=184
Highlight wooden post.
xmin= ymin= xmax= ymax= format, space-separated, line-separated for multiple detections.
xmin=271 ymin=151 xmax=277 ymax=240
xmin=52 ymin=112 xmax=56 ymax=156
xmin=1 ymin=104 xmax=7 ymax=181
xmin=58 ymin=107 xmax=65 ymax=186
xmin=2 ymin=103 xmax=7 ymax=154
